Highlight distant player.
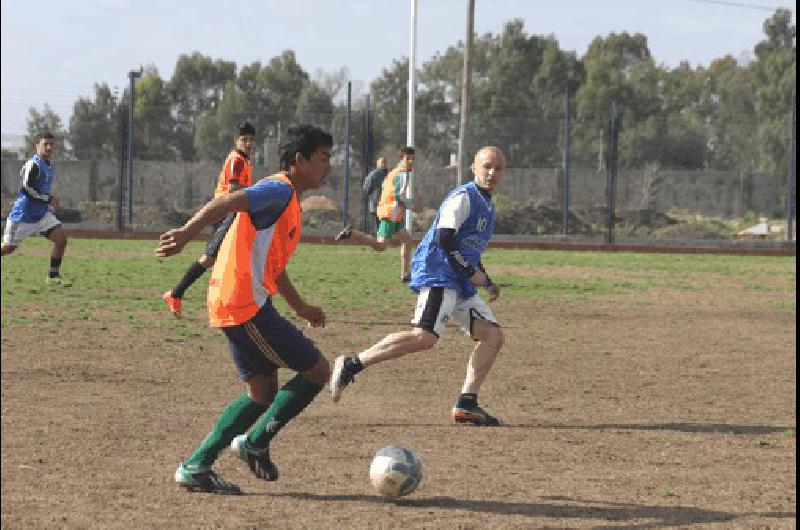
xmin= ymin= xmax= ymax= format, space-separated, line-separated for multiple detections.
xmin=335 ymin=146 xmax=419 ymax=282
xmin=156 ymin=125 xmax=334 ymax=494
xmin=2 ymin=132 xmax=71 ymax=286
xmin=330 ymin=146 xmax=506 ymax=426
xmin=162 ymin=121 xmax=256 ymax=317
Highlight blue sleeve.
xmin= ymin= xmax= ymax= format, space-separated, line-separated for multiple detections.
xmin=245 ymin=179 xmax=293 ymax=216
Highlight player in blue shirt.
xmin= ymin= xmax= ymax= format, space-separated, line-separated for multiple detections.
xmin=330 ymin=146 xmax=506 ymax=426
xmin=1 ymin=132 xmax=71 ymax=286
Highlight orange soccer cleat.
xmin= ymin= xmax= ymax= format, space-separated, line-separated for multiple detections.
xmin=162 ymin=291 xmax=182 ymax=318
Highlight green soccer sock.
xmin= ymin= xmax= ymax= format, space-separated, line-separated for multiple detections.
xmin=247 ymin=375 xmax=323 ymax=448
xmin=183 ymin=393 xmax=267 ymax=470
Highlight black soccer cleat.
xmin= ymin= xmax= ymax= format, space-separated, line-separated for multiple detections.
xmin=452 ymin=404 xmax=501 ymax=426
xmin=330 ymin=355 xmax=357 ymax=402
xmin=231 ymin=435 xmax=279 ymax=481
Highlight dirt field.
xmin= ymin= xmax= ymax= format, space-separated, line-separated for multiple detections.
xmin=1 ymin=256 xmax=795 ymax=528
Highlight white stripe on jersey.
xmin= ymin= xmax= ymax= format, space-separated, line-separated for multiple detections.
xmin=250 ymin=225 xmax=275 ymax=308
xmin=437 ymin=191 xmax=470 ymax=231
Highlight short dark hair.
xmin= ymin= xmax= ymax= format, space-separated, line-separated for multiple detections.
xmin=237 ymin=121 xmax=256 ymax=136
xmin=280 ymin=124 xmax=333 ymax=171
xmin=399 ymin=146 xmax=415 ymax=157
xmin=35 ymin=132 xmax=55 ymax=143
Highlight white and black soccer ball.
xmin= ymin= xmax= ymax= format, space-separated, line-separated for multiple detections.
xmin=369 ymin=445 xmax=422 ymax=498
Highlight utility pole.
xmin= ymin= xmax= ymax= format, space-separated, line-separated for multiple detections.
xmin=127 ymin=67 xmax=142 ymax=225
xmin=787 ymin=90 xmax=796 ymax=241
xmin=405 ymin=0 xmax=417 ymax=233
xmin=562 ymin=85 xmax=571 ymax=236
xmin=457 ymin=0 xmax=474 ymax=186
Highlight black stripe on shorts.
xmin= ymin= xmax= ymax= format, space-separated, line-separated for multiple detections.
xmin=415 ymin=287 xmax=445 ymax=336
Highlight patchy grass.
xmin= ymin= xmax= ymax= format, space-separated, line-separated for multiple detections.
xmin=2 ymin=239 xmax=795 ymax=327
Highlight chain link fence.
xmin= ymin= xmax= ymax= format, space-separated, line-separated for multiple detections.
xmin=2 ymin=101 xmax=795 ymax=244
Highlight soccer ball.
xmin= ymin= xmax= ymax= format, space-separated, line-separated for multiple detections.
xmin=369 ymin=445 xmax=422 ymax=498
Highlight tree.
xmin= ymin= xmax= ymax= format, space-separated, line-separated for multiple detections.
xmin=68 ymin=83 xmax=119 ymax=160
xmin=296 ymin=82 xmax=334 ymax=130
xmin=573 ymin=32 xmax=655 ymax=166
xmin=194 ymin=81 xmax=248 ymax=161
xmin=706 ymin=56 xmax=759 ymax=171
xmin=751 ymin=9 xmax=796 ymax=175
xmin=313 ymin=66 xmax=352 ymax=104
xmin=132 ymin=66 xmax=176 ymax=160
xmin=25 ymin=104 xmax=67 ymax=157
xmin=370 ymin=19 xmax=586 ymax=167
xmin=370 ymin=58 xmax=411 ymax=156
xmin=168 ymin=53 xmax=236 ymax=161
xmin=235 ymin=51 xmax=312 ymax=139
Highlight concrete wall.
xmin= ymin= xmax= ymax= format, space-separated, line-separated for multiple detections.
xmin=2 ymin=159 xmax=784 ymax=220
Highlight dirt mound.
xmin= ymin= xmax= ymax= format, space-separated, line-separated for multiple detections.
xmin=495 ymin=200 xmax=594 ymax=235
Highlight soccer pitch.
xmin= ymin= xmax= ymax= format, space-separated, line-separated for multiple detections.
xmin=1 ymin=239 xmax=795 ymax=528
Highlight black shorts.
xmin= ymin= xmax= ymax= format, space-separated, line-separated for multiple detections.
xmin=222 ymin=300 xmax=323 ymax=380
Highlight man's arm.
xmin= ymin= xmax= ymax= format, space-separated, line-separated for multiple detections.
xmin=477 ymin=261 xmax=500 ymax=301
xmin=20 ymin=161 xmax=51 ymax=203
xmin=436 ymin=228 xmax=478 ymax=279
xmin=276 ymin=270 xmax=326 ymax=328
xmin=156 ymin=191 xmax=248 ymax=257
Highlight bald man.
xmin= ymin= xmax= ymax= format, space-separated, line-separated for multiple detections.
xmin=330 ymin=146 xmax=506 ymax=426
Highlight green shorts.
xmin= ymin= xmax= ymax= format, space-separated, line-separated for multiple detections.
xmin=377 ymin=220 xmax=405 ymax=239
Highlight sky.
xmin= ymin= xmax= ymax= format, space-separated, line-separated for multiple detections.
xmin=0 ymin=0 xmax=794 ymax=136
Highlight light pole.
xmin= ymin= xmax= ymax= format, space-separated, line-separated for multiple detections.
xmin=127 ymin=67 xmax=142 ymax=225
xmin=457 ymin=0 xmax=474 ymax=186
xmin=405 ymin=0 xmax=417 ymax=234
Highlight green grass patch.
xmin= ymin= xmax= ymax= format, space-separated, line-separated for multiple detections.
xmin=1 ymin=238 xmax=795 ymax=327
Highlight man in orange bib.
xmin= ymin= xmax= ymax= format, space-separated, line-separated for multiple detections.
xmin=162 ymin=121 xmax=256 ymax=318
xmin=156 ymin=125 xmax=333 ymax=495
xmin=334 ymin=146 xmax=419 ymax=281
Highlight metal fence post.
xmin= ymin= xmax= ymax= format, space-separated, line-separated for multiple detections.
xmin=117 ymin=103 xmax=127 ymax=231
xmin=562 ymin=84 xmax=571 ymax=236
xmin=606 ymin=100 xmax=619 ymax=245
xmin=126 ymin=68 xmax=142 ymax=226
xmin=363 ymin=95 xmax=372 ymax=233
xmin=343 ymin=81 xmax=351 ymax=227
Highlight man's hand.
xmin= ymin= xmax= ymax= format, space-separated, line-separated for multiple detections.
xmin=469 ymin=270 xmax=488 ymax=288
xmin=49 ymin=195 xmax=60 ymax=210
xmin=296 ymin=303 xmax=326 ymax=328
xmin=486 ymin=283 xmax=501 ymax=302
xmin=155 ymin=228 xmax=190 ymax=257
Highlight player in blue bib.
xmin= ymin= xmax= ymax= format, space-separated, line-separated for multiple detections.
xmin=331 ymin=146 xmax=506 ymax=426
xmin=2 ymin=132 xmax=71 ymax=286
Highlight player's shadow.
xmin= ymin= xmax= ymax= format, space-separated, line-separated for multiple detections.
xmin=511 ymin=422 xmax=795 ymax=435
xmin=356 ymin=422 xmax=794 ymax=435
xmin=272 ymin=492 xmax=794 ymax=528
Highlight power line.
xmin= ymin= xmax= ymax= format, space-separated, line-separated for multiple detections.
xmin=687 ymin=0 xmax=791 ymax=11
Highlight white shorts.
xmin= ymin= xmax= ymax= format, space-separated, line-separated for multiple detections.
xmin=411 ymin=286 xmax=499 ymax=337
xmin=2 ymin=212 xmax=61 ymax=246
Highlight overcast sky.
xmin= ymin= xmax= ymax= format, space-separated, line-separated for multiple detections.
xmin=1 ymin=0 xmax=794 ymax=135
